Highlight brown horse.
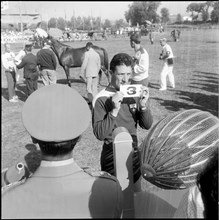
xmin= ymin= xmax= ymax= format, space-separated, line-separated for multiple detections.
xmin=47 ymin=35 xmax=110 ymax=87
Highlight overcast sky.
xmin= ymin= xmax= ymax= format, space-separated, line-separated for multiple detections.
xmin=5 ymin=1 xmax=195 ymax=21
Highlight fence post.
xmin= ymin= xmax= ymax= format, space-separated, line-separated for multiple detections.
xmin=112 ymin=127 xmax=134 ymax=218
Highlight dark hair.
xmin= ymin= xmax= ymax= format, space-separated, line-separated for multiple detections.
xmin=25 ymin=45 xmax=32 ymax=52
xmin=130 ymin=32 xmax=141 ymax=44
xmin=33 ymin=136 xmax=80 ymax=156
xmin=86 ymin=42 xmax=93 ymax=48
xmin=197 ymin=149 xmax=218 ymax=219
xmin=110 ymin=53 xmax=134 ymax=73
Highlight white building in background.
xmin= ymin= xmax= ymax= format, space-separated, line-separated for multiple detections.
xmin=183 ymin=16 xmax=192 ymax=21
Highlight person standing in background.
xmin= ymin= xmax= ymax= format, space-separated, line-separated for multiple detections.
xmin=2 ymin=43 xmax=18 ymax=102
xmin=159 ymin=38 xmax=175 ymax=91
xmin=130 ymin=32 xmax=149 ymax=87
xmin=37 ymin=40 xmax=57 ymax=85
xmin=16 ymin=42 xmax=39 ymax=96
xmin=80 ymin=42 xmax=101 ymax=103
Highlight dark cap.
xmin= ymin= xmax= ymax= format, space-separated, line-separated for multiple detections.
xmin=130 ymin=32 xmax=141 ymax=44
xmin=86 ymin=42 xmax=93 ymax=48
xmin=22 ymin=84 xmax=91 ymax=142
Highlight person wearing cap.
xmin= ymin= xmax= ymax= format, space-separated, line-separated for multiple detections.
xmin=92 ymin=53 xmax=153 ymax=192
xmin=2 ymin=84 xmax=123 ymax=218
xmin=159 ymin=38 xmax=175 ymax=91
xmin=80 ymin=42 xmax=101 ymax=104
xmin=16 ymin=42 xmax=39 ymax=96
xmin=2 ymin=43 xmax=18 ymax=103
xmin=130 ymin=32 xmax=149 ymax=87
xmin=36 ymin=39 xmax=57 ymax=85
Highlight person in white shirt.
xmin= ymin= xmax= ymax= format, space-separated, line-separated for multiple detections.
xmin=2 ymin=43 xmax=18 ymax=102
xmin=159 ymin=38 xmax=175 ymax=91
xmin=130 ymin=32 xmax=149 ymax=87
xmin=80 ymin=42 xmax=101 ymax=103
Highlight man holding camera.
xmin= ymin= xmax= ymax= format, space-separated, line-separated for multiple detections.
xmin=92 ymin=53 xmax=153 ymax=191
xmin=159 ymin=38 xmax=175 ymax=91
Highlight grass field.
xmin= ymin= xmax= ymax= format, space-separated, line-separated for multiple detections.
xmin=2 ymin=29 xmax=219 ymax=192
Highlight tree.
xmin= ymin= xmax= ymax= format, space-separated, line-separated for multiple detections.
xmin=125 ymin=1 xmax=161 ymax=26
xmin=176 ymin=13 xmax=182 ymax=24
xmin=201 ymin=1 xmax=215 ymax=22
xmin=40 ymin=21 xmax=48 ymax=31
xmin=114 ymin=19 xmax=127 ymax=29
xmin=57 ymin=17 xmax=66 ymax=31
xmin=48 ymin=17 xmax=57 ymax=28
xmin=102 ymin=19 xmax=112 ymax=29
xmin=186 ymin=3 xmax=205 ymax=21
xmin=211 ymin=1 xmax=219 ymax=22
xmin=160 ymin=7 xmax=170 ymax=23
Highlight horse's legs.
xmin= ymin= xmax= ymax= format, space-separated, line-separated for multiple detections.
xmin=64 ymin=66 xmax=71 ymax=87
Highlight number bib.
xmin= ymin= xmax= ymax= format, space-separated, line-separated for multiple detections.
xmin=120 ymin=85 xmax=142 ymax=98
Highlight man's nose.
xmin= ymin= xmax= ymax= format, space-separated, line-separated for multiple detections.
xmin=122 ymin=74 xmax=129 ymax=83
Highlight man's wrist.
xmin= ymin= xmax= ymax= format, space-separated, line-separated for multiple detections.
xmin=111 ymin=109 xmax=119 ymax=117
xmin=140 ymin=106 xmax=147 ymax=111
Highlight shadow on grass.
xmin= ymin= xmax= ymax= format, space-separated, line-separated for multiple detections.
xmin=190 ymin=71 xmax=219 ymax=93
xmin=57 ymin=78 xmax=85 ymax=85
xmin=152 ymin=90 xmax=218 ymax=116
xmin=24 ymin=144 xmax=41 ymax=173
xmin=148 ymin=82 xmax=160 ymax=89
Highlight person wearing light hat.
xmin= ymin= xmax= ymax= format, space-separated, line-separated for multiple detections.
xmin=16 ymin=41 xmax=39 ymax=97
xmin=130 ymin=32 xmax=149 ymax=87
xmin=2 ymin=84 xmax=123 ymax=218
xmin=159 ymin=38 xmax=175 ymax=91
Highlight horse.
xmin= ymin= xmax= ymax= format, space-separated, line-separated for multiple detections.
xmin=46 ymin=35 xmax=110 ymax=87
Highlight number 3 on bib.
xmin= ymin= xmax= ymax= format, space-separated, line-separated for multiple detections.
xmin=120 ymin=85 xmax=142 ymax=97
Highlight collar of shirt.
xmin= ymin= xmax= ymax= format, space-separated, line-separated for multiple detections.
xmin=40 ymin=158 xmax=75 ymax=167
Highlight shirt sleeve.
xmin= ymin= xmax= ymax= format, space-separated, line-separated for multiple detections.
xmin=134 ymin=52 xmax=149 ymax=74
xmin=137 ymin=99 xmax=153 ymax=130
xmin=16 ymin=57 xmax=26 ymax=69
xmin=2 ymin=54 xmax=9 ymax=70
xmin=51 ymin=52 xmax=57 ymax=70
xmin=92 ymin=97 xmax=117 ymax=141
xmin=97 ymin=54 xmax=101 ymax=70
xmin=81 ymin=52 xmax=89 ymax=75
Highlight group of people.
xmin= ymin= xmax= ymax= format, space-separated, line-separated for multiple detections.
xmin=2 ymin=30 xmax=218 ymax=218
xmin=2 ymin=40 xmax=58 ymax=102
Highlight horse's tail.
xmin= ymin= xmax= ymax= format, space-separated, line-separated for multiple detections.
xmin=101 ymin=48 xmax=110 ymax=84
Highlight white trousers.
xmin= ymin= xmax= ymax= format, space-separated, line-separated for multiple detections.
xmin=86 ymin=76 xmax=98 ymax=98
xmin=160 ymin=62 xmax=175 ymax=89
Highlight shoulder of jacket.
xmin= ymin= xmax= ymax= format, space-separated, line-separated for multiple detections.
xmin=94 ymin=171 xmax=119 ymax=183
xmin=2 ymin=178 xmax=27 ymax=195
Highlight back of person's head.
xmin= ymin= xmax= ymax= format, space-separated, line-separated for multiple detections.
xmin=197 ymin=149 xmax=218 ymax=219
xmin=25 ymin=43 xmax=32 ymax=52
xmin=110 ymin=53 xmax=134 ymax=73
xmin=130 ymin=32 xmax=141 ymax=44
xmin=22 ymin=84 xmax=91 ymax=157
xmin=86 ymin=42 xmax=93 ymax=49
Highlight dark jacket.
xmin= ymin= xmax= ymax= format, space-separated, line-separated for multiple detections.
xmin=37 ymin=49 xmax=57 ymax=71
xmin=16 ymin=53 xmax=38 ymax=79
